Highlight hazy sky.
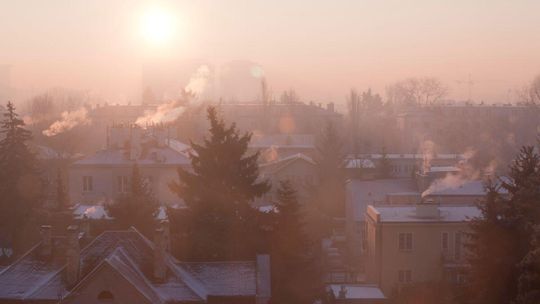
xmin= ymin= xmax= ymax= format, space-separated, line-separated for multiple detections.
xmin=1 ymin=0 xmax=540 ymax=105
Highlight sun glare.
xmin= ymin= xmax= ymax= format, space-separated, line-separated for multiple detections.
xmin=140 ymin=7 xmax=176 ymax=46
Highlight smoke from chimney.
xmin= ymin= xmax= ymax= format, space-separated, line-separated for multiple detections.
xmin=42 ymin=107 xmax=91 ymax=136
xmin=136 ymin=65 xmax=211 ymax=125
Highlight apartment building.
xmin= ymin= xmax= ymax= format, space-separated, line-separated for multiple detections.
xmin=364 ymin=202 xmax=480 ymax=295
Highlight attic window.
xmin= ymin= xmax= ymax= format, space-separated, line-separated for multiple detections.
xmin=97 ymin=290 xmax=114 ymax=302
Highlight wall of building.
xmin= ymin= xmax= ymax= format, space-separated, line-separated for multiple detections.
xmin=69 ymin=164 xmax=183 ymax=206
xmin=365 ymin=218 xmax=470 ymax=295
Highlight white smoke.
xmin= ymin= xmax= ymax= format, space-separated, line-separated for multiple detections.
xmin=420 ymin=140 xmax=436 ymax=173
xmin=136 ymin=65 xmax=211 ymax=125
xmin=42 ymin=107 xmax=91 ymax=136
xmin=262 ymin=145 xmax=279 ymax=163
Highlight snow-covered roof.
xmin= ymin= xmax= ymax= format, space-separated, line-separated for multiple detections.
xmin=167 ymin=139 xmax=192 ymax=154
xmin=73 ymin=204 xmax=170 ymax=220
xmin=425 ymin=180 xmax=487 ymax=196
xmin=73 ymin=204 xmax=112 ymax=220
xmin=346 ymin=158 xmax=376 ymax=169
xmin=73 ymin=146 xmax=190 ymax=166
xmin=0 ymin=228 xmax=264 ymax=302
xmin=347 ymin=179 xmax=419 ymax=221
xmin=328 ymin=284 xmax=386 ymax=299
xmin=428 ymin=166 xmax=460 ymax=173
xmin=369 ymin=205 xmax=481 ymax=223
xmin=250 ymin=134 xmax=315 ymax=148
xmin=350 ymin=153 xmax=464 ymax=160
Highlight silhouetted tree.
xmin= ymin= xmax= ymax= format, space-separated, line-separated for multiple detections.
xmin=106 ymin=163 xmax=158 ymax=236
xmin=515 ymin=225 xmax=540 ymax=304
xmin=378 ymin=146 xmax=393 ymax=178
xmin=0 ymin=102 xmax=40 ymax=255
xmin=55 ymin=168 xmax=69 ymax=211
xmin=466 ymin=146 xmax=540 ymax=304
xmin=170 ymin=106 xmax=270 ymax=260
xmin=271 ymin=180 xmax=322 ymax=304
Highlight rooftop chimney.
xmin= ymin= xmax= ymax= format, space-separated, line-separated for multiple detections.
xmin=40 ymin=225 xmax=52 ymax=257
xmin=416 ymin=199 xmax=440 ymax=218
xmin=66 ymin=225 xmax=80 ymax=287
xmin=160 ymin=220 xmax=171 ymax=253
xmin=256 ymin=255 xmax=271 ymax=304
xmin=153 ymin=228 xmax=167 ymax=281
xmin=327 ymin=102 xmax=335 ymax=112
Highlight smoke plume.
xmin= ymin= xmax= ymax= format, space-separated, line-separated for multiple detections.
xmin=42 ymin=107 xmax=90 ymax=136
xmin=136 ymin=65 xmax=211 ymax=125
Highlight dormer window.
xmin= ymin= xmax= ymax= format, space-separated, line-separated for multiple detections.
xmin=97 ymin=290 xmax=114 ymax=302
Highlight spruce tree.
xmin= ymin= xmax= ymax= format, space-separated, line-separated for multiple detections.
xmin=0 ymin=102 xmax=40 ymax=254
xmin=515 ymin=225 xmax=540 ymax=304
xmin=55 ymin=168 xmax=69 ymax=211
xmin=306 ymin=121 xmax=346 ymax=241
xmin=313 ymin=121 xmax=346 ymax=217
xmin=106 ymin=163 xmax=158 ymax=236
xmin=271 ymin=180 xmax=322 ymax=304
xmin=170 ymin=106 xmax=269 ymax=260
xmin=466 ymin=146 xmax=540 ymax=304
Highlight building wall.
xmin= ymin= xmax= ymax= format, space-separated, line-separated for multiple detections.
xmin=365 ymin=215 xmax=470 ymax=295
xmin=69 ymin=164 xmax=184 ymax=206
xmin=258 ymin=159 xmax=317 ymax=204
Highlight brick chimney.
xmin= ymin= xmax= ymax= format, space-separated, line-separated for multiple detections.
xmin=153 ymin=228 xmax=167 ymax=281
xmin=256 ymin=255 xmax=271 ymax=304
xmin=40 ymin=225 xmax=52 ymax=257
xmin=160 ymin=220 xmax=171 ymax=253
xmin=66 ymin=225 xmax=80 ymax=287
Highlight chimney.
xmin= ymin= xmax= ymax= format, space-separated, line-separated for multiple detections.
xmin=327 ymin=102 xmax=335 ymax=112
xmin=66 ymin=225 xmax=80 ymax=287
xmin=160 ymin=220 xmax=171 ymax=253
xmin=153 ymin=228 xmax=167 ymax=281
xmin=40 ymin=225 xmax=52 ymax=257
xmin=416 ymin=199 xmax=440 ymax=218
xmin=80 ymin=215 xmax=91 ymax=238
xmin=256 ymin=255 xmax=271 ymax=304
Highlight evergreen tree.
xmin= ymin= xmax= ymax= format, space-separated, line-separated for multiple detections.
xmin=378 ymin=146 xmax=393 ymax=178
xmin=106 ymin=163 xmax=158 ymax=236
xmin=515 ymin=225 xmax=540 ymax=304
xmin=271 ymin=180 xmax=322 ymax=304
xmin=313 ymin=121 xmax=346 ymax=217
xmin=0 ymin=102 xmax=40 ymax=253
xmin=306 ymin=122 xmax=346 ymax=242
xmin=55 ymin=168 xmax=69 ymax=211
xmin=466 ymin=146 xmax=540 ymax=304
xmin=169 ymin=106 xmax=270 ymax=260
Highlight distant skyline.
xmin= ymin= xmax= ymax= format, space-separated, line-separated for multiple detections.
xmin=1 ymin=0 xmax=540 ymax=105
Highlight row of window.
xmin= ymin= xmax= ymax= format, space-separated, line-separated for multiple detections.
xmin=82 ymin=176 xmax=153 ymax=193
xmin=398 ymin=231 xmax=463 ymax=259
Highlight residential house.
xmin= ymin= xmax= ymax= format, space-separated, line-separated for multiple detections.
xmin=0 ymin=224 xmax=271 ymax=304
xmin=68 ymin=124 xmax=191 ymax=207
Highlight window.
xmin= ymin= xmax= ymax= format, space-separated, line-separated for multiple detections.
xmin=399 ymin=233 xmax=413 ymax=251
xmin=398 ymin=270 xmax=412 ymax=283
xmin=83 ymin=176 xmax=93 ymax=192
xmin=97 ymin=290 xmax=114 ymax=302
xmin=117 ymin=176 xmax=128 ymax=193
xmin=441 ymin=232 xmax=449 ymax=252
xmin=455 ymin=232 xmax=462 ymax=260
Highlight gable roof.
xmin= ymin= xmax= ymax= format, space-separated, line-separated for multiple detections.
xmin=0 ymin=228 xmax=260 ymax=303
xmin=260 ymin=153 xmax=316 ymax=175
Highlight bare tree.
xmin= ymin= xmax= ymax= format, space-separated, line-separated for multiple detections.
xmin=386 ymin=77 xmax=447 ymax=106
xmin=518 ymin=74 xmax=540 ymax=105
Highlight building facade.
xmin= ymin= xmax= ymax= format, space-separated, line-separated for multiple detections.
xmin=364 ymin=202 xmax=479 ymax=295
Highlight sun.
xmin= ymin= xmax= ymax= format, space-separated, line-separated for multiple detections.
xmin=140 ymin=7 xmax=176 ymax=45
